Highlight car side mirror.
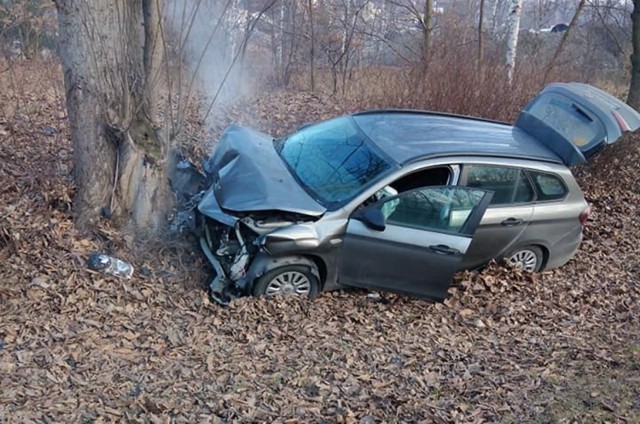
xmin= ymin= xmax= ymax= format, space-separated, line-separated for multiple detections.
xmin=357 ymin=207 xmax=386 ymax=231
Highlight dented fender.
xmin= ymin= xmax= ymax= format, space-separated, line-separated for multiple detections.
xmin=261 ymin=224 xmax=320 ymax=256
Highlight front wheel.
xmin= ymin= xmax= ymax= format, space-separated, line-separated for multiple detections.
xmin=252 ymin=265 xmax=320 ymax=299
xmin=506 ymin=246 xmax=544 ymax=272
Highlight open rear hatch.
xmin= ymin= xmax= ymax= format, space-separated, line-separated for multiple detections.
xmin=515 ymin=82 xmax=640 ymax=166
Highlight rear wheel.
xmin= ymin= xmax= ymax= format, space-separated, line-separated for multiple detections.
xmin=507 ymin=246 xmax=544 ymax=272
xmin=252 ymin=265 xmax=320 ymax=299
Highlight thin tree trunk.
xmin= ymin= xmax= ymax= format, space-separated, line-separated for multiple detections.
xmin=143 ymin=0 xmax=164 ymax=123
xmin=277 ymin=1 xmax=285 ymax=85
xmin=628 ymin=0 xmax=640 ymax=110
xmin=505 ymin=0 xmax=524 ymax=85
xmin=490 ymin=0 xmax=499 ymax=33
xmin=422 ymin=0 xmax=434 ymax=71
xmin=543 ymin=0 xmax=585 ymax=84
xmin=308 ymin=0 xmax=315 ymax=92
xmin=478 ymin=0 xmax=485 ymax=69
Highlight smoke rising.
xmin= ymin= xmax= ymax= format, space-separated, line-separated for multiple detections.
xmin=164 ymin=0 xmax=255 ymax=134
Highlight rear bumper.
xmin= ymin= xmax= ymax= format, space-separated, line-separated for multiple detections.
xmin=544 ymin=225 xmax=583 ymax=270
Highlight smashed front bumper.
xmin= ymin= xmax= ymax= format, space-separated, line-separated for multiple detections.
xmin=198 ymin=234 xmax=233 ymax=305
xmin=199 ymin=218 xmax=255 ymax=306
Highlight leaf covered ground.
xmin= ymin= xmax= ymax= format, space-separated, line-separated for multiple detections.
xmin=1 ymin=62 xmax=639 ymax=423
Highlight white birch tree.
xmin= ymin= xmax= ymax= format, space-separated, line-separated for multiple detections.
xmin=505 ymin=0 xmax=524 ymax=84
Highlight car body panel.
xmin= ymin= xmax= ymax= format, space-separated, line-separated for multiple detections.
xmin=338 ymin=186 xmax=492 ymax=300
xmin=461 ymin=204 xmax=534 ymax=269
xmin=518 ymin=82 xmax=640 ymax=161
xmin=198 ymin=187 xmax=239 ymax=226
xmin=353 ymin=112 xmax=563 ymax=165
xmin=201 ymin=124 xmax=326 ymax=217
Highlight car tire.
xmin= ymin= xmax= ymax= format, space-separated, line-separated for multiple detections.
xmin=506 ymin=245 xmax=544 ymax=272
xmin=252 ymin=265 xmax=320 ymax=299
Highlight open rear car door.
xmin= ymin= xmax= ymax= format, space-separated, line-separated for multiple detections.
xmin=338 ymin=186 xmax=493 ymax=301
xmin=516 ymin=82 xmax=640 ymax=165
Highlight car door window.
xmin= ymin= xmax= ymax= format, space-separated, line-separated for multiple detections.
xmin=465 ymin=165 xmax=534 ymax=205
xmin=381 ymin=186 xmax=487 ymax=234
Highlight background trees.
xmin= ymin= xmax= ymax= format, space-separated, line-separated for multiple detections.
xmin=2 ymin=0 xmax=637 ymax=234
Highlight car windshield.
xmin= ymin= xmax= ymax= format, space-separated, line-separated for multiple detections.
xmin=276 ymin=117 xmax=393 ymax=207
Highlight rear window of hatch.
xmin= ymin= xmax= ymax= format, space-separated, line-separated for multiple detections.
xmin=526 ymin=92 xmax=607 ymax=151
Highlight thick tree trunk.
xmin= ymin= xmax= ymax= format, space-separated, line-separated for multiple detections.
xmin=628 ymin=0 xmax=640 ymax=111
xmin=505 ymin=0 xmax=524 ymax=85
xmin=55 ymin=0 xmax=171 ymax=234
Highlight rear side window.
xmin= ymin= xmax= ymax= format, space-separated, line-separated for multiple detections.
xmin=465 ymin=165 xmax=534 ymax=205
xmin=530 ymin=171 xmax=567 ymax=201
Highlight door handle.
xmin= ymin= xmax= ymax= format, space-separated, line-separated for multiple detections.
xmin=429 ymin=244 xmax=461 ymax=255
xmin=501 ymin=218 xmax=524 ymax=226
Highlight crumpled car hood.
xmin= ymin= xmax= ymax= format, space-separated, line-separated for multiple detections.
xmin=198 ymin=125 xmax=326 ymax=222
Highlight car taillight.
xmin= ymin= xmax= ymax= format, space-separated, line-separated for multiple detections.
xmin=612 ymin=109 xmax=630 ymax=132
xmin=579 ymin=206 xmax=591 ymax=226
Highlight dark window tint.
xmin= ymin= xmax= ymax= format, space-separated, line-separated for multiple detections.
xmin=530 ymin=171 xmax=567 ymax=201
xmin=466 ymin=165 xmax=534 ymax=205
xmin=384 ymin=187 xmax=486 ymax=234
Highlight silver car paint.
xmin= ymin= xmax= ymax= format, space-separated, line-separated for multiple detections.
xmin=238 ymin=156 xmax=585 ymax=293
xmin=338 ymin=219 xmax=475 ymax=299
xmin=200 ymin=124 xmax=326 ymax=218
xmin=198 ymin=147 xmax=587 ymax=302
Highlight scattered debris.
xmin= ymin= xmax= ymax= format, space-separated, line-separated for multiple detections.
xmin=41 ymin=126 xmax=56 ymax=136
xmin=87 ymin=252 xmax=134 ymax=279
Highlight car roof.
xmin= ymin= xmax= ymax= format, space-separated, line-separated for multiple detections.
xmin=352 ymin=110 xmax=563 ymax=165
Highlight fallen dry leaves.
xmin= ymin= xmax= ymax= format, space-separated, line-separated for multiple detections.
xmin=1 ymin=61 xmax=639 ymax=422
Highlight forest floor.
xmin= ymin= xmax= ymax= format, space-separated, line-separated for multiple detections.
xmin=1 ymin=61 xmax=639 ymax=423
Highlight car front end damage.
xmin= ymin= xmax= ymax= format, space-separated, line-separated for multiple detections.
xmin=197 ymin=195 xmax=320 ymax=305
xmin=193 ymin=124 xmax=329 ymax=304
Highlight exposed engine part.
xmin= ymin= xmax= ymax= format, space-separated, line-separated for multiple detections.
xmin=229 ymin=226 xmax=250 ymax=281
xmin=241 ymin=214 xmax=313 ymax=235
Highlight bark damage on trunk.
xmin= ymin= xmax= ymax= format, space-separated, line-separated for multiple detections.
xmin=55 ymin=0 xmax=171 ymax=234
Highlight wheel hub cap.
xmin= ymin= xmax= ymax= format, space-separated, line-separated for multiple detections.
xmin=265 ymin=271 xmax=311 ymax=296
xmin=508 ymin=249 xmax=538 ymax=272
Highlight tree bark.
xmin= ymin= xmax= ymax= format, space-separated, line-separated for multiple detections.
xmin=422 ymin=0 xmax=434 ymax=71
xmin=143 ymin=0 xmax=164 ymax=123
xmin=505 ymin=0 xmax=524 ymax=85
xmin=478 ymin=0 xmax=485 ymax=69
xmin=55 ymin=0 xmax=171 ymax=234
xmin=628 ymin=0 xmax=640 ymax=110
xmin=308 ymin=0 xmax=315 ymax=92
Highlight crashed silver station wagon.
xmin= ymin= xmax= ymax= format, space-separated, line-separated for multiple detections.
xmin=195 ymin=83 xmax=640 ymax=305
